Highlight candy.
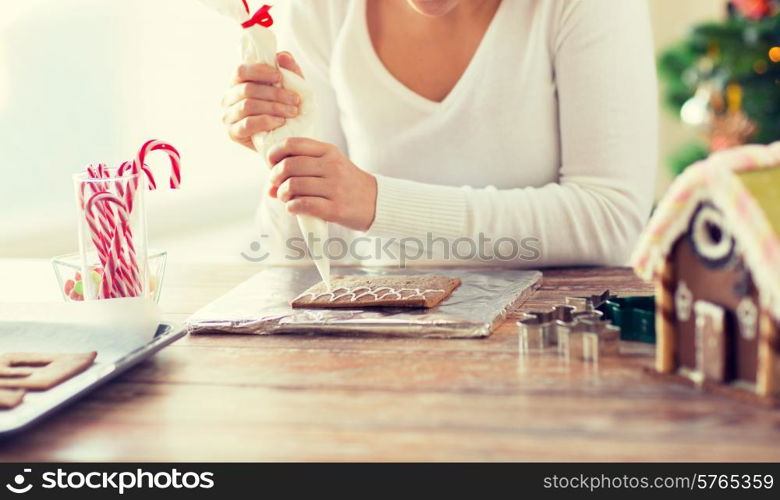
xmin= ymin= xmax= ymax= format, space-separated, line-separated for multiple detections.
xmin=79 ymin=139 xmax=180 ymax=300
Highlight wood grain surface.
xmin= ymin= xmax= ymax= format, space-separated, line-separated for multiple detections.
xmin=1 ymin=261 xmax=779 ymax=462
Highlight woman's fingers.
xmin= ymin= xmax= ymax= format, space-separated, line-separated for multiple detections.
xmin=223 ymin=98 xmax=299 ymax=125
xmin=269 ymin=156 xmax=323 ymax=187
xmin=285 ymin=196 xmax=337 ymax=221
xmin=223 ymin=82 xmax=300 ymax=108
xmin=233 ymin=63 xmax=281 ymax=85
xmin=223 ymin=59 xmax=305 ymax=152
xmin=228 ymin=115 xmax=286 ymax=141
xmin=267 ymin=138 xmax=334 ymax=166
xmin=277 ymin=177 xmax=331 ymax=203
xmin=277 ymin=52 xmax=304 ymax=78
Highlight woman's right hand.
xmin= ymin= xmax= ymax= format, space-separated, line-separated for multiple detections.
xmin=222 ymin=52 xmax=303 ymax=151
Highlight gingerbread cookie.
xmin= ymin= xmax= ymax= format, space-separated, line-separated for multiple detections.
xmin=292 ymin=275 xmax=461 ymax=309
xmin=0 ymin=388 xmax=25 ymax=410
xmin=0 ymin=352 xmax=97 ymax=391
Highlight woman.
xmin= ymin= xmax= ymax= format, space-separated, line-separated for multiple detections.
xmin=222 ymin=0 xmax=657 ymax=267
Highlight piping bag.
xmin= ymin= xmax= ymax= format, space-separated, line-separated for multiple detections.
xmin=199 ymin=0 xmax=331 ymax=289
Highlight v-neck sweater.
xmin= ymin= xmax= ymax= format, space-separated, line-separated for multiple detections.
xmin=264 ymin=0 xmax=658 ymax=267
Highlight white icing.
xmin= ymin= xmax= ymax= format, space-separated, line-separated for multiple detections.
xmin=300 ymin=286 xmax=446 ymax=303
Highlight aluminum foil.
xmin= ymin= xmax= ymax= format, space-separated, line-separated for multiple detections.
xmin=186 ymin=267 xmax=542 ymax=338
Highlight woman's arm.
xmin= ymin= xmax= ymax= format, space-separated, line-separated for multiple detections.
xmin=364 ymin=0 xmax=658 ymax=266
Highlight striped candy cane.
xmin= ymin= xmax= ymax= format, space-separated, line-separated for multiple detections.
xmin=78 ymin=140 xmax=181 ymax=299
xmin=85 ymin=191 xmax=140 ymax=298
xmin=118 ymin=140 xmax=181 ymax=192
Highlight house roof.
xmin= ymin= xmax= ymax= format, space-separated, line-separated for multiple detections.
xmin=632 ymin=142 xmax=780 ymax=319
xmin=738 ymin=168 xmax=780 ymax=238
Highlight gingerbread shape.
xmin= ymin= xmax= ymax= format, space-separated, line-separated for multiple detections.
xmin=292 ymin=275 xmax=461 ymax=309
xmin=0 ymin=352 xmax=97 ymax=391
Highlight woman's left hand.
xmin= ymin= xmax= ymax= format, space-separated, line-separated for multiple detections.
xmin=266 ymin=138 xmax=378 ymax=232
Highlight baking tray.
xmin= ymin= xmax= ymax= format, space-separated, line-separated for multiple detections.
xmin=187 ymin=267 xmax=542 ymax=338
xmin=0 ymin=323 xmax=185 ymax=438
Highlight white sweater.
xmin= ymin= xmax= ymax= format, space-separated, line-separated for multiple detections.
xmin=259 ymin=0 xmax=658 ymax=267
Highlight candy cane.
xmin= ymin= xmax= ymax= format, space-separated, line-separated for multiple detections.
xmin=80 ymin=167 xmax=114 ymax=296
xmin=83 ymin=165 xmax=120 ymax=262
xmin=86 ymin=192 xmax=140 ymax=298
xmin=78 ymin=139 xmax=181 ymax=299
xmin=134 ymin=139 xmax=181 ymax=190
xmin=85 ymin=192 xmax=124 ymax=298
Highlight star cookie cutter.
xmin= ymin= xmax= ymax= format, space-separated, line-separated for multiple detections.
xmin=517 ymin=290 xmax=621 ymax=361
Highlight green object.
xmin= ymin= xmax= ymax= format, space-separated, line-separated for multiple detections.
xmin=600 ymin=297 xmax=656 ymax=344
xmin=74 ymin=280 xmax=84 ymax=297
xmin=669 ymin=142 xmax=710 ymax=177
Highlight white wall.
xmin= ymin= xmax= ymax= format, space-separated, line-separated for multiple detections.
xmin=0 ymin=0 xmax=263 ymax=258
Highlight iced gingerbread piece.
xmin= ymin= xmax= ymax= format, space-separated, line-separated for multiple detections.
xmin=0 ymin=352 xmax=97 ymax=391
xmin=292 ymin=276 xmax=462 ymax=309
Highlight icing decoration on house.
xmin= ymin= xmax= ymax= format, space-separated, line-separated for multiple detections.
xmin=632 ymin=141 xmax=780 ymax=405
xmin=197 ymin=0 xmax=331 ymax=290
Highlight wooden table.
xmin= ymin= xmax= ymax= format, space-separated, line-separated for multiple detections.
xmin=1 ymin=261 xmax=779 ymax=462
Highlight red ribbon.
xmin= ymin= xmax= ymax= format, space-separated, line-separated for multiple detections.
xmin=242 ymin=4 xmax=274 ymax=29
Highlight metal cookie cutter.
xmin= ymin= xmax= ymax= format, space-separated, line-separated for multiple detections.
xmin=518 ymin=307 xmax=564 ymax=352
xmin=557 ymin=318 xmax=620 ymax=362
xmin=517 ymin=290 xmax=620 ymax=361
xmin=565 ymin=290 xmax=615 ymax=313
xmin=518 ymin=305 xmax=606 ymax=352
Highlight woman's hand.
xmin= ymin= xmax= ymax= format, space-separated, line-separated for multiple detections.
xmin=222 ymin=52 xmax=303 ymax=151
xmin=267 ymin=138 xmax=378 ymax=232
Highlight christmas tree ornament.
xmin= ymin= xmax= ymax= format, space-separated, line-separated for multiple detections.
xmin=732 ymin=0 xmax=776 ymax=20
xmin=681 ymin=87 xmax=715 ymax=129
xmin=708 ymin=84 xmax=758 ymax=150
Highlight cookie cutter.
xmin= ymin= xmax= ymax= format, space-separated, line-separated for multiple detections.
xmin=599 ymin=296 xmax=656 ymax=344
xmin=565 ymin=290 xmax=615 ymax=313
xmin=557 ymin=318 xmax=620 ymax=362
xmin=517 ymin=306 xmax=571 ymax=352
xmin=517 ymin=290 xmax=620 ymax=361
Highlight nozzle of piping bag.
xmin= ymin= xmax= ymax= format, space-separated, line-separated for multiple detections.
xmin=297 ymin=215 xmax=331 ymax=292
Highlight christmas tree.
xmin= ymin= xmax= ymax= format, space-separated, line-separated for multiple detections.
xmin=659 ymin=0 xmax=780 ymax=175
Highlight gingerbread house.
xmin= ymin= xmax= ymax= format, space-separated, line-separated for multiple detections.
xmin=632 ymin=142 xmax=780 ymax=405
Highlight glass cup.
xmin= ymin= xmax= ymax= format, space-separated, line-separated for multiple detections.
xmin=69 ymin=170 xmax=153 ymax=301
xmin=52 ymin=250 xmax=167 ymax=303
